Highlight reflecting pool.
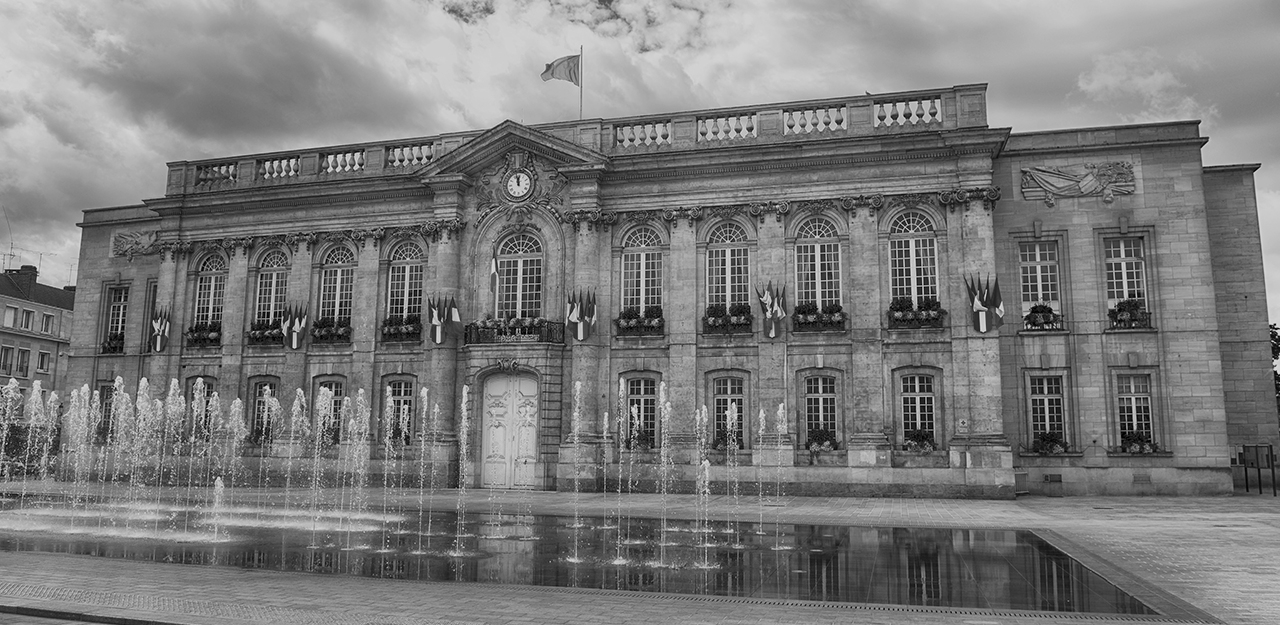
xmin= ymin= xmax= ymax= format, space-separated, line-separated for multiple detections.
xmin=0 ymin=497 xmax=1154 ymax=615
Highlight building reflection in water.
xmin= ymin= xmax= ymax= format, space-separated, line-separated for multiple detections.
xmin=0 ymin=509 xmax=1156 ymax=615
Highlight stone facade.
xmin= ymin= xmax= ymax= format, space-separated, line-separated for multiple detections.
xmin=67 ymin=84 xmax=1273 ymax=497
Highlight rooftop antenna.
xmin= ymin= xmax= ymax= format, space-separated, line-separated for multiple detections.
xmin=1 ymin=205 xmax=10 ymax=271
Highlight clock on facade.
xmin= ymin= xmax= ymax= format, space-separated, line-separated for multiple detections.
xmin=505 ymin=170 xmax=533 ymax=200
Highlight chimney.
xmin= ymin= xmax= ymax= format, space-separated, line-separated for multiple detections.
xmin=5 ymin=265 xmax=37 ymax=297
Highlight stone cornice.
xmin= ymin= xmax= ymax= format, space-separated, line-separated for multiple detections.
xmin=126 ymin=218 xmax=467 ymax=262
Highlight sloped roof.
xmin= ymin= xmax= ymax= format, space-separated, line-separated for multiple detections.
xmin=0 ymin=274 xmax=74 ymax=310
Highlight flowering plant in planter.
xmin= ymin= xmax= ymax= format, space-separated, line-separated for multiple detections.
xmin=917 ymin=298 xmax=943 ymax=320
xmin=185 ymin=321 xmax=222 ymax=347
xmin=624 ymin=431 xmax=654 ymax=451
xmin=1120 ymin=430 xmax=1160 ymax=454
xmin=1030 ymin=430 xmax=1069 ymax=454
xmin=794 ymin=301 xmax=820 ymax=323
xmin=903 ymin=429 xmax=937 ymax=452
xmin=728 ymin=302 xmax=753 ymax=325
xmin=1108 ymin=299 xmax=1151 ymax=329
xmin=617 ymin=306 xmax=642 ymax=328
xmin=889 ymin=297 xmax=915 ymax=320
xmin=820 ymin=302 xmax=847 ymax=323
xmin=703 ymin=304 xmax=727 ymax=327
xmin=806 ymin=428 xmax=839 ymax=453
xmin=1024 ymin=302 xmax=1063 ymax=330
xmin=643 ymin=305 xmax=664 ymax=327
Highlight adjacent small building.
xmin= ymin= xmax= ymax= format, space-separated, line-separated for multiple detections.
xmin=66 ymin=83 xmax=1275 ymax=497
xmin=0 ymin=265 xmax=75 ymax=408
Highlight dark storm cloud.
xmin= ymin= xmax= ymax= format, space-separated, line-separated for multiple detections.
xmin=545 ymin=0 xmax=730 ymax=52
xmin=442 ymin=0 xmax=495 ymax=24
xmin=61 ymin=2 xmax=436 ymax=150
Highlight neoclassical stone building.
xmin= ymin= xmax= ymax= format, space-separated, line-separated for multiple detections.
xmin=69 ymin=83 xmax=1273 ymax=497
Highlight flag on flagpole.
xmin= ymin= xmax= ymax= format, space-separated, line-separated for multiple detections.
xmin=566 ymin=290 xmax=581 ymax=339
xmin=965 ymin=274 xmax=1005 ymax=334
xmin=541 ymin=54 xmax=581 ymax=86
xmin=150 ymin=307 xmax=170 ymax=352
xmin=488 ymin=250 xmax=498 ymax=294
xmin=583 ymin=290 xmax=597 ymax=340
xmin=428 ymin=297 xmax=444 ymax=345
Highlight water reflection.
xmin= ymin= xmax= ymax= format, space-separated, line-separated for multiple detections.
xmin=0 ymin=500 xmax=1154 ymax=615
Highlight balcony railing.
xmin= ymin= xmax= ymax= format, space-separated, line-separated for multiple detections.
xmin=614 ymin=317 xmax=665 ymax=338
xmin=1108 ymin=310 xmax=1153 ymax=330
xmin=464 ymin=321 xmax=565 ymax=345
xmin=166 ymin=84 xmax=988 ymax=196
xmin=703 ymin=315 xmax=753 ymax=335
xmin=100 ymin=333 xmax=125 ymax=355
xmin=1023 ymin=312 xmax=1065 ymax=331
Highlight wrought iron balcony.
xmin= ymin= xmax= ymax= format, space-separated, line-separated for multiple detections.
xmin=464 ymin=321 xmax=565 ymax=345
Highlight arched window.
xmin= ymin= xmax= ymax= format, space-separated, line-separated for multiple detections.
xmin=712 ymin=375 xmax=747 ymax=449
xmin=255 ymin=250 xmax=290 ymax=323
xmin=889 ymin=211 xmax=938 ymax=305
xmin=621 ymin=228 xmax=663 ymax=314
xmin=316 ymin=379 xmax=346 ymax=445
xmin=383 ymin=379 xmax=415 ymax=446
xmin=249 ymin=377 xmax=279 ymax=446
xmin=707 ymin=223 xmax=750 ymax=310
xmin=900 ymin=374 xmax=936 ymax=441
xmin=495 ymin=234 xmax=543 ymax=318
xmin=319 ymin=247 xmax=355 ymax=322
xmin=795 ymin=218 xmax=841 ymax=309
xmin=194 ymin=255 xmax=226 ymax=325
xmin=187 ymin=376 xmax=216 ymax=443
xmin=803 ymin=374 xmax=838 ymax=437
xmin=387 ymin=242 xmax=425 ymax=320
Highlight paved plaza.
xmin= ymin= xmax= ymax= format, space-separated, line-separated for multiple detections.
xmin=0 ymin=488 xmax=1277 ymax=625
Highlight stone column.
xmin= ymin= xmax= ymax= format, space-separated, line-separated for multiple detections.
xmin=663 ymin=213 xmax=699 ymax=463
xmin=753 ymin=211 xmax=792 ymax=467
xmin=219 ymin=242 xmax=250 ymax=400
xmin=846 ymin=204 xmax=892 ymax=466
xmin=147 ymin=249 xmax=181 ymax=386
xmin=946 ymin=181 xmax=1013 ymax=497
xmin=272 ymin=238 xmax=314 ymax=458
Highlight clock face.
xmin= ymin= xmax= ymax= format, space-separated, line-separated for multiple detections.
xmin=505 ymin=171 xmax=533 ymax=199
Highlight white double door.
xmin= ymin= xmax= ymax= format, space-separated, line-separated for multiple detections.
xmin=480 ymin=374 xmax=539 ymax=489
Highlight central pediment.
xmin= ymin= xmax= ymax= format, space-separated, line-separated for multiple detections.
xmin=417 ymin=120 xmax=610 ymax=180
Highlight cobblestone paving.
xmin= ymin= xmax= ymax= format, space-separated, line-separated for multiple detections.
xmin=0 ymin=487 xmax=1277 ymax=625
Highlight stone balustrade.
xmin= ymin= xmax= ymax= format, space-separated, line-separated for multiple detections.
xmin=165 ymin=83 xmax=988 ymax=195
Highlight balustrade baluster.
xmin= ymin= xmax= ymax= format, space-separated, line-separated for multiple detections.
xmin=876 ymin=103 xmax=887 ymax=125
xmin=833 ymin=107 xmax=845 ymax=129
xmin=928 ymin=99 xmax=938 ymax=122
xmin=659 ymin=123 xmax=669 ymax=143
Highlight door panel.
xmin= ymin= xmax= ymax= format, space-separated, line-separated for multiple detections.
xmin=481 ymin=374 xmax=539 ymax=489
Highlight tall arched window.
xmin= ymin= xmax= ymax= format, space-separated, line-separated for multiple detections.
xmin=319 ymin=247 xmax=355 ymax=321
xmin=255 ymin=250 xmax=290 ymax=323
xmin=796 ymin=218 xmax=841 ymax=309
xmin=249 ymin=377 xmax=279 ymax=446
xmin=712 ymin=375 xmax=747 ymax=449
xmin=707 ymin=223 xmax=750 ymax=310
xmin=495 ymin=234 xmax=542 ymax=318
xmin=621 ymin=227 xmax=663 ymax=313
xmin=387 ymin=242 xmax=425 ymax=319
xmin=804 ymin=374 xmax=838 ymax=435
xmin=194 ymin=255 xmax=226 ymax=325
xmin=889 ymin=211 xmax=938 ymax=305
xmin=316 ymin=379 xmax=346 ymax=445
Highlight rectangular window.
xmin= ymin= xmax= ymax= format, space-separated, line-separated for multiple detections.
xmin=107 ymin=286 xmax=129 ymax=336
xmin=1029 ymin=376 xmax=1065 ymax=435
xmin=1019 ymin=241 xmax=1060 ymax=313
xmin=97 ymin=385 xmax=114 ymax=444
xmin=889 ymin=238 xmax=937 ymax=303
xmin=796 ymin=243 xmax=841 ymax=308
xmin=622 ymin=251 xmax=663 ymax=311
xmin=15 ymin=349 xmax=29 ymax=378
xmin=1116 ymin=374 xmax=1153 ymax=438
xmin=41 ymin=313 xmax=54 ymax=334
xmin=20 ymin=310 xmax=34 ymax=331
xmin=36 ymin=351 xmax=50 ymax=374
xmin=707 ymin=248 xmax=750 ymax=307
xmin=194 ymin=274 xmax=226 ymax=324
xmin=0 ymin=347 xmax=12 ymax=376
xmin=251 ymin=380 xmax=277 ymax=445
xmin=712 ymin=377 xmax=745 ymax=448
xmin=626 ymin=378 xmax=657 ymax=446
xmin=804 ymin=376 xmax=837 ymax=434
xmin=386 ymin=380 xmax=414 ymax=444
xmin=1105 ymin=238 xmax=1146 ymax=307
xmin=387 ymin=265 xmax=424 ymax=318
xmin=256 ymin=271 xmax=288 ymax=323
xmin=901 ymin=374 xmax=936 ymax=436
xmin=3 ymin=307 xmax=16 ymax=327
xmin=320 ymin=267 xmax=354 ymax=320
xmin=496 ymin=259 xmax=542 ymax=318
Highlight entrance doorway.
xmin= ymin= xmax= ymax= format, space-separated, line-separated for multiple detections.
xmin=480 ymin=374 xmax=539 ymax=489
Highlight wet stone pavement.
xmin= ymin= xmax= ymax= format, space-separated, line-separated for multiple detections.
xmin=0 ymin=488 xmax=1276 ymax=625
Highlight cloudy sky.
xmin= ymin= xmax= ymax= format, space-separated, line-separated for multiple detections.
xmin=1 ymin=0 xmax=1278 ymax=314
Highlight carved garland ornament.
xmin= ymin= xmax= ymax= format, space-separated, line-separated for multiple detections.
xmin=1020 ymin=162 xmax=1134 ymax=206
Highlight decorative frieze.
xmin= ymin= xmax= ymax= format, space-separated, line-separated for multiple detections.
xmin=1020 ymin=162 xmax=1133 ymax=206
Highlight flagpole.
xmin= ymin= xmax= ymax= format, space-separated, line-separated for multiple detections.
xmin=578 ymin=44 xmax=584 ymax=120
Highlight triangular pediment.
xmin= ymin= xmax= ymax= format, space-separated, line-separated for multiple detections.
xmin=417 ymin=120 xmax=609 ymax=180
